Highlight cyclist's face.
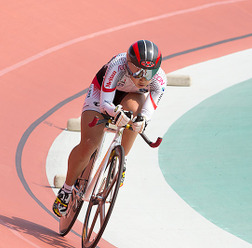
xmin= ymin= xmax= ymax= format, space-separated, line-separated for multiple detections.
xmin=127 ymin=61 xmax=150 ymax=88
xmin=131 ymin=75 xmax=150 ymax=89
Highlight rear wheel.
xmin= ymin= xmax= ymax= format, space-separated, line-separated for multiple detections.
xmin=59 ymin=151 xmax=97 ymax=236
xmin=59 ymin=187 xmax=84 ymax=236
xmin=82 ymin=145 xmax=124 ymax=248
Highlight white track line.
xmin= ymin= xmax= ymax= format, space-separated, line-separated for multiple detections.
xmin=0 ymin=0 xmax=245 ymax=77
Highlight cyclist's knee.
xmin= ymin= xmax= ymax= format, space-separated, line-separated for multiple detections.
xmin=121 ymin=93 xmax=145 ymax=116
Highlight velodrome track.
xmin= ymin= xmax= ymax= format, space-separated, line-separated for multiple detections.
xmin=1 ymin=1 xmax=252 ymax=247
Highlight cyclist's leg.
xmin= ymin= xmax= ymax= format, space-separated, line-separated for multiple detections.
xmin=120 ymin=92 xmax=146 ymax=155
xmin=65 ymin=110 xmax=105 ymax=186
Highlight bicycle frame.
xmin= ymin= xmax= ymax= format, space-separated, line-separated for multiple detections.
xmin=82 ymin=122 xmax=124 ymax=202
xmin=59 ymin=114 xmax=163 ymax=242
xmin=82 ymin=114 xmax=162 ymax=202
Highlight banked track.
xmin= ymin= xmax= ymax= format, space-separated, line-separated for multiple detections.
xmin=1 ymin=0 xmax=252 ymax=247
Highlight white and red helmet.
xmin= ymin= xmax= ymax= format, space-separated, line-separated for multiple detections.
xmin=127 ymin=40 xmax=162 ymax=80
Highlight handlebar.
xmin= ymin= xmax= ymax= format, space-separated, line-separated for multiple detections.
xmin=140 ymin=133 xmax=162 ymax=148
xmin=88 ymin=115 xmax=163 ymax=148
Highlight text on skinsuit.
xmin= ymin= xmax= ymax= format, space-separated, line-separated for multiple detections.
xmin=155 ymin=74 xmax=165 ymax=85
xmin=105 ymin=71 xmax=116 ymax=88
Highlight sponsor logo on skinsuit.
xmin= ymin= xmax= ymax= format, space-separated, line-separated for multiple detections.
xmin=154 ymin=74 xmax=165 ymax=85
xmin=87 ymin=84 xmax=94 ymax=98
xmin=105 ymin=71 xmax=116 ymax=88
xmin=118 ymin=64 xmax=126 ymax=71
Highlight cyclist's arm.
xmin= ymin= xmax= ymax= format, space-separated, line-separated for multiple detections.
xmin=100 ymin=61 xmax=124 ymax=117
xmin=141 ymin=68 xmax=167 ymax=122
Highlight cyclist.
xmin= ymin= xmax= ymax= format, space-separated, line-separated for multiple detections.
xmin=53 ymin=40 xmax=167 ymax=217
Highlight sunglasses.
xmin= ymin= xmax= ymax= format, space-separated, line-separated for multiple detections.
xmin=126 ymin=61 xmax=159 ymax=81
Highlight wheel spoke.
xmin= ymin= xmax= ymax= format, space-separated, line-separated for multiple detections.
xmin=104 ymin=171 xmax=119 ymax=200
xmin=87 ymin=203 xmax=100 ymax=240
xmin=99 ymin=202 xmax=105 ymax=227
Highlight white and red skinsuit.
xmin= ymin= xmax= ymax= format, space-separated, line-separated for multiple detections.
xmin=83 ymin=53 xmax=167 ymax=123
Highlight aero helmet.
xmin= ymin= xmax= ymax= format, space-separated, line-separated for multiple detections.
xmin=127 ymin=40 xmax=162 ymax=80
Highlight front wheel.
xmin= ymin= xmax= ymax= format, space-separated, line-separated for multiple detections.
xmin=82 ymin=145 xmax=124 ymax=248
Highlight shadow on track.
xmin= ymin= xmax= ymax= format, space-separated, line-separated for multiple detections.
xmin=0 ymin=215 xmax=75 ymax=248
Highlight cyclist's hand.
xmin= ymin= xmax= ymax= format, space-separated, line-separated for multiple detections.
xmin=114 ymin=105 xmax=132 ymax=127
xmin=132 ymin=114 xmax=146 ymax=133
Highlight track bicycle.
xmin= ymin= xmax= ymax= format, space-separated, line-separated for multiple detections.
xmin=59 ymin=113 xmax=162 ymax=248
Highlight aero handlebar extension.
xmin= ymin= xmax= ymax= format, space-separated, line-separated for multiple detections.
xmin=88 ymin=115 xmax=162 ymax=148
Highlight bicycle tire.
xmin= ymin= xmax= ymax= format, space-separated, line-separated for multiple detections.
xmin=59 ymin=188 xmax=84 ymax=236
xmin=82 ymin=145 xmax=124 ymax=248
xmin=59 ymin=151 xmax=97 ymax=236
